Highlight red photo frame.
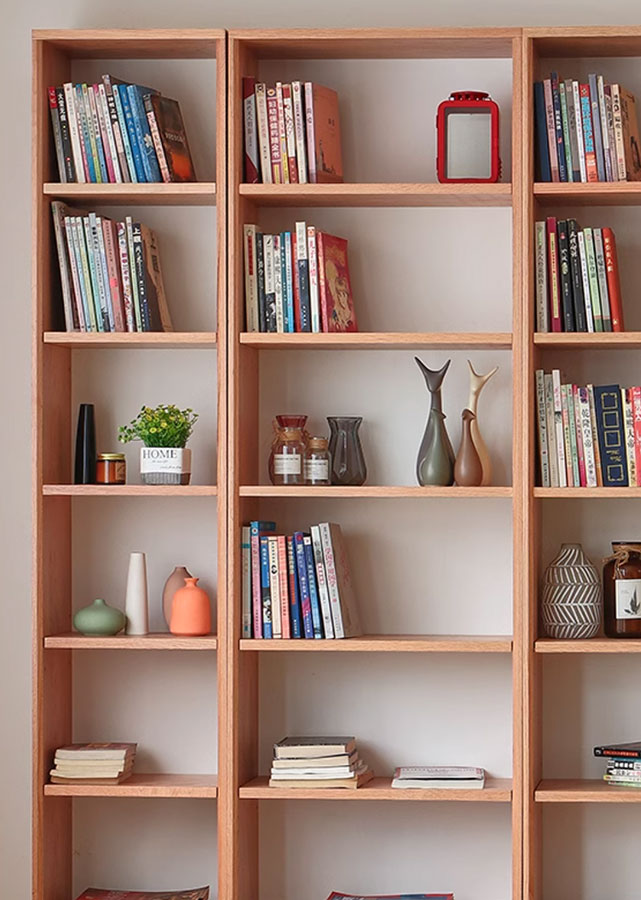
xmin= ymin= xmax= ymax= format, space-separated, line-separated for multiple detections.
xmin=436 ymin=91 xmax=501 ymax=183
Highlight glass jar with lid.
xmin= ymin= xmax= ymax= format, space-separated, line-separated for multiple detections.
xmin=304 ymin=436 xmax=331 ymax=485
xmin=604 ymin=542 xmax=641 ymax=638
xmin=96 ymin=453 xmax=127 ymax=485
xmin=270 ymin=427 xmax=305 ymax=485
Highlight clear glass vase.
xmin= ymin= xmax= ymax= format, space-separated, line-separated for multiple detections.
xmin=327 ymin=416 xmax=367 ymax=486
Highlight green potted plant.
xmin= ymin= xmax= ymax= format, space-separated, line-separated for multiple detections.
xmin=119 ymin=405 xmax=198 ymax=485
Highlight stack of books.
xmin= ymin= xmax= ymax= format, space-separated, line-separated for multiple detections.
xmin=391 ymin=766 xmax=485 ymax=790
xmin=75 ymin=889 xmax=209 ymax=900
xmin=48 ymin=77 xmax=196 ymax=184
xmin=534 ymin=72 xmax=641 ymax=182
xmin=52 ymin=201 xmax=172 ymax=333
xmin=243 ymin=78 xmax=342 ymax=184
xmin=241 ymin=520 xmax=362 ymax=640
xmin=270 ymin=736 xmax=373 ymax=789
xmin=595 ymin=740 xmax=641 ymax=787
xmin=536 ymin=371 xmax=641 ymax=487
xmin=243 ymin=223 xmax=357 ymax=333
xmin=49 ymin=742 xmax=137 ymax=785
xmin=535 ymin=218 xmax=623 ymax=333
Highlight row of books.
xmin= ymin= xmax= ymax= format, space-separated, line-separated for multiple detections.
xmin=391 ymin=766 xmax=485 ymax=790
xmin=52 ymin=201 xmax=172 ymax=333
xmin=536 ymin=370 xmax=640 ymax=488
xmin=595 ymin=740 xmax=641 ymax=788
xmin=243 ymin=78 xmax=343 ymax=184
xmin=49 ymin=77 xmax=196 ymax=184
xmin=269 ymin=735 xmax=373 ymax=789
xmin=243 ymin=223 xmax=357 ymax=333
xmin=535 ymin=218 xmax=624 ymax=333
xmin=534 ymin=72 xmax=641 ymax=182
xmin=49 ymin=742 xmax=136 ymax=785
xmin=241 ymin=521 xmax=362 ymax=640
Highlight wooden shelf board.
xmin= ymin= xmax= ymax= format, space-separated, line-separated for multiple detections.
xmin=44 ymin=773 xmax=218 ymax=798
xmin=239 ymin=775 xmax=512 ymax=801
xmin=533 ymin=182 xmax=641 ymax=206
xmin=534 ymin=332 xmax=641 ymax=349
xmin=241 ymin=634 xmax=512 ymax=652
xmin=43 ymin=182 xmax=216 ymax=206
xmin=240 ymin=332 xmax=512 ymax=350
xmin=33 ymin=28 xmax=224 ymax=58
xmin=526 ymin=27 xmax=641 ymax=58
xmin=535 ymin=779 xmax=641 ymax=802
xmin=239 ymin=183 xmax=512 ymax=208
xmin=44 ymin=332 xmax=217 ymax=349
xmin=42 ymin=485 xmax=217 ymax=497
xmin=45 ymin=633 xmax=217 ymax=650
xmin=536 ymin=638 xmax=641 ymax=653
xmin=534 ymin=487 xmax=641 ymax=498
xmin=240 ymin=485 xmax=512 ymax=498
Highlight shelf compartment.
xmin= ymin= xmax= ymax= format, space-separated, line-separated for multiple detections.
xmin=240 ymin=634 xmax=512 ymax=652
xmin=44 ymin=332 xmax=217 ymax=349
xmin=239 ymin=775 xmax=512 ymax=801
xmin=45 ymin=633 xmax=217 ymax=650
xmin=534 ymin=333 xmax=641 ymax=349
xmin=42 ymin=485 xmax=218 ymax=497
xmin=536 ymin=638 xmax=641 ymax=653
xmin=44 ymin=773 xmax=218 ymax=798
xmin=534 ymin=487 xmax=641 ymax=498
xmin=33 ymin=28 xmax=223 ymax=58
xmin=240 ymin=332 xmax=512 ymax=350
xmin=535 ymin=779 xmax=641 ymax=802
xmin=239 ymin=183 xmax=512 ymax=208
xmin=533 ymin=182 xmax=641 ymax=206
xmin=43 ymin=182 xmax=217 ymax=207
xmin=240 ymin=485 xmax=512 ymax=498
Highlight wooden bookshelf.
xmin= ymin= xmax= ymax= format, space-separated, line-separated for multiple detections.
xmin=534 ymin=780 xmax=641 ymax=803
xmin=43 ymin=181 xmax=217 ymax=206
xmin=239 ymin=775 xmax=513 ymax=801
xmin=44 ymin=632 xmax=218 ymax=650
xmin=240 ymin=634 xmax=513 ymax=652
xmin=44 ymin=331 xmax=217 ymax=348
xmin=239 ymin=182 xmax=512 ymax=207
xmin=41 ymin=484 xmax=218 ymax=496
xmin=240 ymin=331 xmax=513 ymax=349
xmin=44 ymin=773 xmax=219 ymax=798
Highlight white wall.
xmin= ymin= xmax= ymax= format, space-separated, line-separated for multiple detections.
xmin=4 ymin=3 xmax=641 ymax=898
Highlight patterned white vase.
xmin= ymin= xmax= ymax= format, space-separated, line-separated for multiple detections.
xmin=541 ymin=543 xmax=602 ymax=639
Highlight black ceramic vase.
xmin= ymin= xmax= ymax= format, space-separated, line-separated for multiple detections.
xmin=74 ymin=403 xmax=97 ymax=484
xmin=327 ymin=416 xmax=367 ymax=486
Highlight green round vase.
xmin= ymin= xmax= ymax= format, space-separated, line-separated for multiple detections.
xmin=73 ymin=598 xmax=126 ymax=636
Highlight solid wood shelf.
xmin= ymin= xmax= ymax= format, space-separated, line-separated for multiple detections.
xmin=42 ymin=485 xmax=217 ymax=497
xmin=240 ymin=332 xmax=512 ymax=350
xmin=43 ymin=182 xmax=216 ymax=206
xmin=534 ymin=487 xmax=641 ymax=498
xmin=239 ymin=775 xmax=512 ymax=801
xmin=44 ymin=773 xmax=218 ymax=798
xmin=240 ymin=634 xmax=512 ymax=652
xmin=44 ymin=332 xmax=217 ymax=349
xmin=535 ymin=779 xmax=641 ymax=802
xmin=534 ymin=332 xmax=641 ymax=349
xmin=239 ymin=485 xmax=512 ymax=498
xmin=526 ymin=26 xmax=641 ymax=58
xmin=533 ymin=182 xmax=641 ymax=206
xmin=44 ymin=633 xmax=217 ymax=650
xmin=32 ymin=28 xmax=224 ymax=57
xmin=535 ymin=638 xmax=641 ymax=653
xmin=239 ymin=182 xmax=512 ymax=208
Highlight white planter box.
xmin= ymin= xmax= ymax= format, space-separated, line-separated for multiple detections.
xmin=140 ymin=447 xmax=192 ymax=485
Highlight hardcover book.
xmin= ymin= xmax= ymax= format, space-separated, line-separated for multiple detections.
xmin=305 ymin=83 xmax=343 ymax=183
xmin=149 ymin=95 xmax=196 ymax=182
xmin=595 ymin=741 xmax=641 ymax=759
xmin=593 ymin=384 xmax=629 ymax=486
xmin=317 ymin=233 xmax=357 ymax=332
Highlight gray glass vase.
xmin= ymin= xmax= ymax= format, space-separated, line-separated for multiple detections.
xmin=327 ymin=416 xmax=367 ymax=486
xmin=415 ymin=357 xmax=455 ymax=486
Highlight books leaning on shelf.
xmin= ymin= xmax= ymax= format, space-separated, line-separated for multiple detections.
xmin=594 ymin=741 xmax=641 ymax=787
xmin=243 ymin=77 xmax=343 ymax=184
xmin=534 ymin=72 xmax=641 ymax=183
xmin=49 ymin=742 xmax=137 ymax=785
xmin=241 ymin=520 xmax=362 ymax=640
xmin=391 ymin=766 xmax=485 ymax=790
xmin=270 ymin=736 xmax=373 ymax=789
xmin=243 ymin=222 xmax=357 ymax=333
xmin=326 ymin=894 xmax=454 ymax=900
xmin=51 ymin=201 xmax=173 ymax=333
xmin=534 ymin=218 xmax=624 ymax=333
xmin=48 ymin=77 xmax=196 ymax=184
xmin=535 ymin=370 xmax=641 ymax=487
xmin=75 ymin=888 xmax=209 ymax=900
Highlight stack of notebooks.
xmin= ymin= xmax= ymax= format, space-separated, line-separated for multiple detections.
xmin=536 ymin=370 xmax=641 ymax=487
xmin=270 ymin=736 xmax=373 ymax=789
xmin=48 ymin=76 xmax=196 ymax=184
xmin=534 ymin=72 xmax=641 ymax=182
xmin=243 ymin=222 xmax=357 ymax=333
xmin=52 ymin=201 xmax=172 ymax=334
xmin=595 ymin=740 xmax=641 ymax=787
xmin=49 ymin=742 xmax=137 ymax=785
xmin=243 ymin=78 xmax=342 ymax=184
xmin=75 ymin=890 xmax=208 ymax=900
xmin=241 ymin=520 xmax=362 ymax=640
xmin=535 ymin=218 xmax=623 ymax=333
xmin=391 ymin=766 xmax=485 ymax=790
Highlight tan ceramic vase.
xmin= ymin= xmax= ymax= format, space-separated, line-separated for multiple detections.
xmin=467 ymin=360 xmax=499 ymax=486
xmin=454 ymin=409 xmax=484 ymax=486
xmin=170 ymin=577 xmax=212 ymax=636
xmin=162 ymin=565 xmax=192 ymax=628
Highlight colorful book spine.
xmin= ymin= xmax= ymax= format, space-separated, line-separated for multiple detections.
xmin=75 ymin=84 xmax=95 ymax=182
xmin=111 ymin=82 xmax=137 ymax=182
xmin=588 ymin=74 xmax=606 ymax=181
xmin=535 ymin=221 xmax=549 ymax=331
xmin=282 ymin=231 xmax=295 ymax=332
xmin=583 ymin=228 xmax=603 ymax=332
xmin=81 ymin=83 xmax=102 ymax=182
xmin=578 ymin=386 xmax=597 ymax=487
xmin=307 ymin=225 xmax=320 ymax=333
xmin=263 ymin=234 xmax=277 ymax=332
xmin=577 ymin=230 xmax=595 ymax=332
xmin=604 ymin=84 xmax=619 ymax=181
xmin=255 ymin=232 xmax=267 ymax=333
xmin=274 ymin=82 xmax=289 ymax=183
xmin=543 ymin=78 xmax=559 ymax=182
xmin=303 ymin=535 xmax=323 ymax=638
xmin=266 ymin=86 xmax=282 ymax=183
xmin=293 ymin=532 xmax=314 ymax=639
xmin=51 ymin=204 xmax=78 ymax=330
xmin=580 ymin=83 xmax=598 ymax=182
xmin=242 ymin=76 xmax=259 ymax=184
xmin=277 ymin=535 xmax=290 ymax=639
xmin=286 ymin=536 xmax=303 ymax=639
xmin=623 ymin=388 xmax=637 ymax=487
xmin=63 ymin=83 xmax=85 ymax=182
xmin=48 ymin=87 xmax=66 ymax=182
xmin=282 ymin=84 xmax=298 ymax=184
xmin=535 ymin=370 xmax=550 ymax=486
xmin=588 ymin=384 xmax=603 ymax=486
xmin=611 ymin=84 xmax=627 ymax=180
xmin=304 ymin=82 xmax=317 ymax=183
xmin=131 ymin=222 xmax=150 ymax=331
xmin=567 ymin=219 xmax=587 ymax=331
xmin=310 ymin=524 xmax=334 ymax=639
xmin=241 ymin=526 xmax=252 ymax=638
xmin=552 ymin=369 xmax=567 ymax=487
xmin=546 ymin=218 xmax=562 ymax=332
xmin=632 ymin=387 xmax=641 ymax=488
xmin=565 ymin=78 xmax=581 ymax=181
xmin=551 ymin=73 xmax=567 ymax=182
xmin=557 ymin=219 xmax=575 ymax=331
xmin=273 ymin=234 xmax=284 ymax=332
xmin=602 ymin=228 xmax=624 ymax=331
xmin=295 ymin=221 xmax=311 ymax=331
xmin=251 ymin=521 xmax=276 ymax=639
xmin=291 ymin=81 xmax=308 ymax=183
xmin=83 ymin=216 xmax=106 ymax=331
xmin=116 ymin=222 xmax=135 ymax=332
xmin=534 ymin=82 xmax=551 ymax=181
xmin=560 ymin=384 xmax=574 ymax=485
xmin=243 ymin=224 xmax=259 ymax=332
xmin=594 ymin=384 xmax=628 ymax=486
xmin=260 ymin=535 xmax=273 ymax=639
xmin=558 ymin=76 xmax=573 ymax=181
xmin=102 ymin=75 xmax=130 ymax=183
xmin=544 ymin=373 xmax=559 ymax=487
xmin=593 ymin=228 xmax=612 ymax=331
xmin=255 ymin=83 xmax=272 ymax=184
xmin=117 ymin=84 xmax=146 ymax=182
xmin=573 ymin=384 xmax=587 ymax=487
xmin=128 ymin=84 xmax=162 ymax=182
xmin=87 ymin=85 xmax=109 ymax=183
xmin=144 ymin=93 xmax=170 ymax=183
xmin=597 ymin=75 xmax=613 ymax=181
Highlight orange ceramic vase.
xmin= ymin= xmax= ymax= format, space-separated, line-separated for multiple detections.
xmin=170 ymin=577 xmax=212 ymax=636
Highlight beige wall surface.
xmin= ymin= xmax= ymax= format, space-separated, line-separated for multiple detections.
xmin=2 ymin=1 xmax=640 ymax=896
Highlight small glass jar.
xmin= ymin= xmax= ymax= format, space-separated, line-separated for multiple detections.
xmin=270 ymin=428 xmax=305 ymax=485
xmin=96 ymin=453 xmax=127 ymax=485
xmin=604 ymin=542 xmax=641 ymax=638
xmin=304 ymin=436 xmax=331 ymax=485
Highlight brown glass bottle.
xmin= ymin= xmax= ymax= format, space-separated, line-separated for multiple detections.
xmin=603 ymin=542 xmax=641 ymax=638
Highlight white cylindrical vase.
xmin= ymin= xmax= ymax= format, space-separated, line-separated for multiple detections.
xmin=125 ymin=551 xmax=149 ymax=635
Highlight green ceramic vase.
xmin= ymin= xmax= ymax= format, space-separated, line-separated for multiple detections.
xmin=73 ymin=598 xmax=126 ymax=636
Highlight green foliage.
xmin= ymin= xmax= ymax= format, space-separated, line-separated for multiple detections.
xmin=119 ymin=405 xmax=198 ymax=448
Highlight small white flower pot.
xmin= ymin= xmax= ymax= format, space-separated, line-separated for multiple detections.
xmin=140 ymin=447 xmax=192 ymax=485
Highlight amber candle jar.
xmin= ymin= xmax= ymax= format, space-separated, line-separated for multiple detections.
xmin=603 ymin=542 xmax=641 ymax=638
xmin=96 ymin=453 xmax=127 ymax=485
